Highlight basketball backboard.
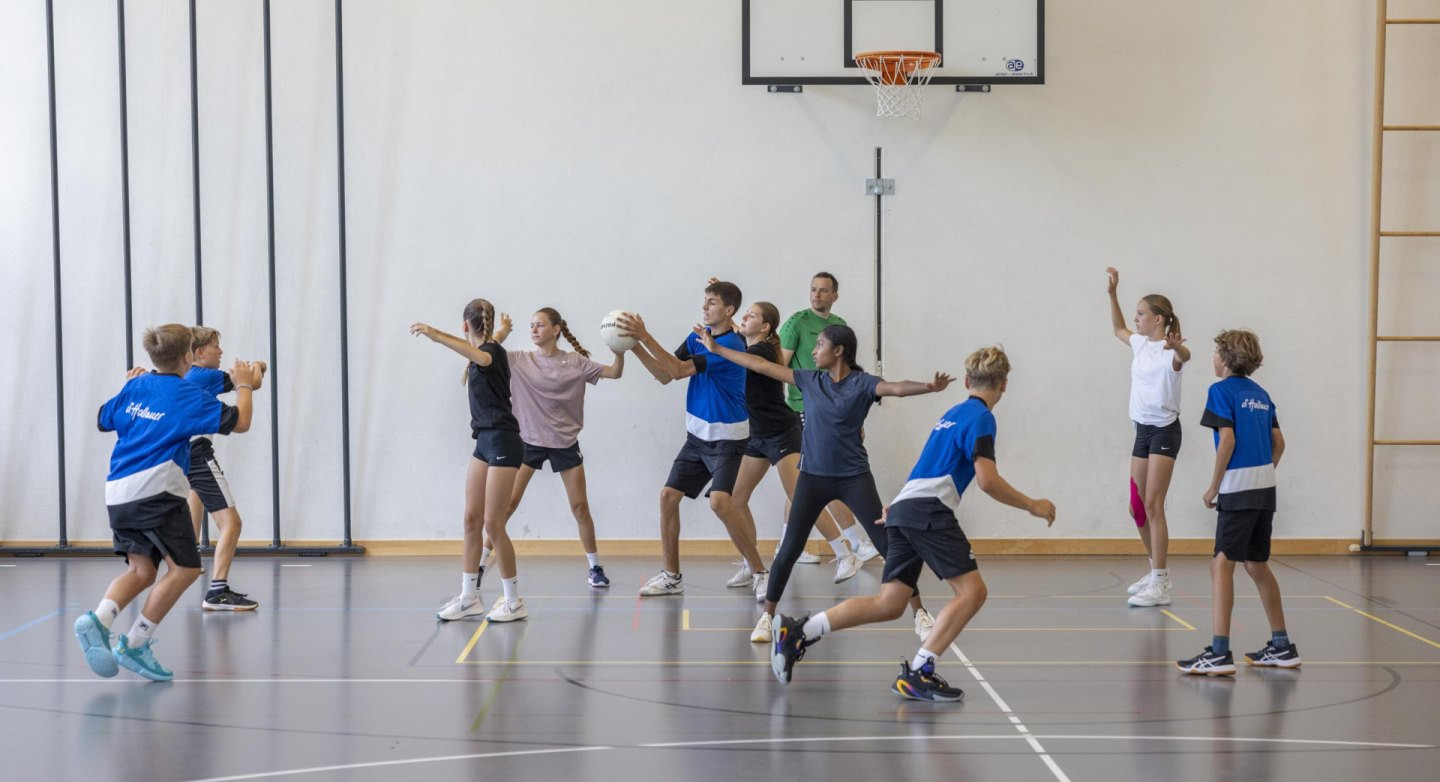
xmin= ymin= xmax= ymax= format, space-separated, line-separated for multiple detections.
xmin=742 ymin=0 xmax=1043 ymax=87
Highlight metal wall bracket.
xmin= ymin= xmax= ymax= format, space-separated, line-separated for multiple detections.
xmin=767 ymin=85 xmax=803 ymax=93
xmin=956 ymin=84 xmax=992 ymax=92
xmin=865 ymin=178 xmax=894 ymax=196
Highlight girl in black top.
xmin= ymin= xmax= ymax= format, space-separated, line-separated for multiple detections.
xmin=411 ymin=298 xmax=529 ymax=624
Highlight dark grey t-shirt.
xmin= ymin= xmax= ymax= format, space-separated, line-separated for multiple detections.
xmin=792 ymin=369 xmax=882 ymax=477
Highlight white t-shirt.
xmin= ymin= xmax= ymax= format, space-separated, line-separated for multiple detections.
xmin=1129 ymin=333 xmax=1182 ymax=426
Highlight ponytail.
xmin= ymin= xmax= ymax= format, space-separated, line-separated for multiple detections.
xmin=754 ymin=301 xmax=784 ymax=364
xmin=820 ymin=324 xmax=864 ymax=373
xmin=537 ymin=307 xmax=590 ymax=357
xmin=463 ymin=298 xmax=495 ymax=343
xmin=1142 ymin=294 xmax=1180 ymax=340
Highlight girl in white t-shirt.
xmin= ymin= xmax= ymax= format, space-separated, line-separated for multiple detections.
xmin=502 ymin=308 xmax=625 ymax=588
xmin=1107 ymin=268 xmax=1190 ymax=607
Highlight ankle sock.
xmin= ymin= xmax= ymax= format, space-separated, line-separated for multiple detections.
xmin=586 ymin=552 xmax=600 ymax=568
xmin=802 ymin=612 xmax=831 ymax=639
xmin=1271 ymin=630 xmax=1291 ymax=649
xmin=128 ymin=615 xmax=158 ymax=646
xmin=828 ymin=538 xmax=849 ymax=559
xmin=840 ymin=526 xmax=863 ymax=549
xmin=911 ymin=648 xmax=938 ymax=671
xmin=95 ymin=599 xmax=119 ymax=629
xmin=1152 ymin=568 xmax=1169 ymax=581
xmin=207 ymin=579 xmax=228 ymax=595
xmin=1211 ymin=635 xmax=1230 ymax=655
xmin=501 ymin=576 xmax=519 ymax=603
xmin=461 ymin=572 xmax=480 ymax=600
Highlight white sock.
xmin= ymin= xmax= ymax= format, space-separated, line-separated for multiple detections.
xmin=502 ymin=576 xmax=519 ymax=603
xmin=461 ymin=572 xmax=480 ymax=600
xmin=911 ymin=648 xmax=938 ymax=671
xmin=586 ymin=552 xmax=600 ymax=568
xmin=840 ymin=525 xmax=863 ymax=548
xmin=802 ymin=612 xmax=831 ymax=638
xmin=1152 ymin=568 xmax=1169 ymax=580
xmin=127 ymin=614 xmax=158 ymax=645
xmin=95 ymin=599 xmax=119 ymax=629
xmin=828 ymin=538 xmax=849 ymax=559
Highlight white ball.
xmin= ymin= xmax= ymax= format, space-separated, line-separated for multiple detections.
xmin=600 ymin=310 xmax=638 ymax=352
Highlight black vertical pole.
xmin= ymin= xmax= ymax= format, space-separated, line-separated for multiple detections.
xmin=189 ymin=0 xmax=210 ymax=549
xmin=335 ymin=0 xmax=354 ymax=546
xmin=262 ymin=0 xmax=281 ymax=548
xmin=874 ymin=147 xmax=883 ymax=373
xmin=117 ymin=0 xmax=133 ymax=369
xmin=46 ymin=0 xmax=69 ymax=547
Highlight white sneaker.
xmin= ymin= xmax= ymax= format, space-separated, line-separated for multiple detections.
xmin=752 ymin=571 xmax=769 ymax=603
xmin=751 ymin=612 xmax=773 ymax=643
xmin=1128 ymin=578 xmax=1172 ymax=607
xmin=914 ymin=608 xmax=935 ymax=641
xmin=725 ymin=562 xmax=754 ymax=588
xmin=852 ymin=537 xmax=880 ymax=563
xmin=436 ymin=595 xmax=484 ymax=621
xmin=834 ymin=553 xmax=861 ymax=583
xmin=486 ymin=596 xmax=528 ymax=622
xmin=796 ymin=549 xmax=821 ymax=564
xmin=1127 ymin=572 xmax=1153 ymax=596
xmin=639 ymin=571 xmax=684 ymax=596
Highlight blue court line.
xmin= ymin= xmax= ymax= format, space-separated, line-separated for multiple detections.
xmin=0 ymin=604 xmax=78 ymax=643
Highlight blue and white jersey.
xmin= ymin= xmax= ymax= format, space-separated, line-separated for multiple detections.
xmin=98 ymin=372 xmax=238 ymax=511
xmin=1201 ymin=376 xmax=1280 ymax=510
xmin=890 ymin=396 xmax=997 ymax=517
xmin=185 ymin=365 xmax=234 ymax=443
xmin=674 ymin=331 xmax=749 ymax=442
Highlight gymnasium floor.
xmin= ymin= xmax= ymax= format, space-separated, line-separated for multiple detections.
xmin=1 ymin=554 xmax=1436 ymax=781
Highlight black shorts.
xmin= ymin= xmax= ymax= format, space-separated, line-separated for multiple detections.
xmin=1215 ymin=508 xmax=1274 ymax=562
xmin=745 ymin=425 xmax=802 ymax=466
xmin=111 ymin=501 xmax=201 ymax=569
xmin=1132 ymin=420 xmax=1182 ymax=459
xmin=880 ymin=500 xmax=979 ymax=588
xmin=522 ymin=442 xmax=584 ymax=473
xmin=473 ymin=428 xmax=524 ymax=467
xmin=187 ymin=448 xmax=235 ymax=514
xmin=665 ymin=434 xmax=745 ymax=499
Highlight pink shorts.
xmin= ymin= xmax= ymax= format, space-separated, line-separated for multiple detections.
xmin=1130 ymin=478 xmax=1147 ymax=528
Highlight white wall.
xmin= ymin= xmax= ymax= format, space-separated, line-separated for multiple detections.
xmin=2 ymin=0 xmax=1436 ymax=544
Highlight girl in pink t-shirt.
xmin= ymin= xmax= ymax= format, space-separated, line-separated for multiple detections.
xmin=502 ymin=308 xmax=625 ymax=587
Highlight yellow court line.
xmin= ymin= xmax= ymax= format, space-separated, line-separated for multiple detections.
xmin=1161 ymin=609 xmax=1196 ymax=631
xmin=1324 ymin=596 xmax=1440 ymax=651
xmin=682 ymin=609 xmax=690 ymax=631
xmin=455 ymin=620 xmax=490 ymax=664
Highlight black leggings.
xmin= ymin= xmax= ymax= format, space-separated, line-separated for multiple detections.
xmin=765 ymin=470 xmax=890 ymax=605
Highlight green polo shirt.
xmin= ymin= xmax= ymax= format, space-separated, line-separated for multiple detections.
xmin=778 ymin=308 xmax=846 ymax=412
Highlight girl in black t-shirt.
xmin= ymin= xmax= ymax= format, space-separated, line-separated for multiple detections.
xmin=411 ymin=298 xmax=529 ymax=624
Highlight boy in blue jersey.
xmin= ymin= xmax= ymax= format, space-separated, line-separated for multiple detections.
xmin=1179 ymin=330 xmax=1298 ymax=675
xmin=618 ymin=281 xmax=768 ymax=597
xmin=771 ymin=347 xmax=1057 ymax=700
xmin=186 ymin=326 xmax=267 ymax=611
xmin=74 ymin=324 xmax=259 ymax=681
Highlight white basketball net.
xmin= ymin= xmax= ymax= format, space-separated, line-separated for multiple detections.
xmin=855 ymin=52 xmax=941 ymax=119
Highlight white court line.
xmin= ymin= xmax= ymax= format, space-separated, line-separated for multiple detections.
xmin=641 ymin=734 xmax=1433 ymax=750
xmin=0 ymin=678 xmax=506 ymax=684
xmin=948 ymin=642 xmax=1071 ymax=782
xmin=185 ymin=746 xmax=612 ymax=782
xmin=281 ymin=564 xmax=312 ymax=568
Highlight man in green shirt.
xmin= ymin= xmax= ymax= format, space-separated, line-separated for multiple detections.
xmin=778 ymin=272 xmax=882 ymax=565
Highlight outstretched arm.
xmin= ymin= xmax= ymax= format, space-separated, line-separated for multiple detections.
xmin=410 ymin=322 xmax=494 ymax=367
xmin=1165 ymin=330 xmax=1191 ymax=371
xmin=599 ymin=349 xmax=625 ymax=380
xmin=494 ymin=313 xmax=513 ymax=345
xmin=1107 ymin=267 xmax=1134 ymax=344
xmin=974 ymin=457 xmax=1056 ymax=525
xmin=618 ymin=313 xmax=697 ymax=381
xmin=875 ymin=372 xmax=953 ymax=398
xmin=630 ymin=340 xmax=675 ymax=385
xmin=228 ymin=359 xmax=260 ymax=434
xmin=693 ymin=326 xmax=795 ymax=384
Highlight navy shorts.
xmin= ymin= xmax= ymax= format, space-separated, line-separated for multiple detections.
xmin=473 ymin=428 xmax=525 ymax=467
xmin=187 ymin=442 xmax=235 ymax=514
xmin=880 ymin=500 xmax=979 ymax=588
xmin=110 ymin=501 xmax=202 ymax=569
xmin=745 ymin=425 xmax=802 ymax=466
xmin=665 ymin=434 xmax=745 ymax=499
xmin=522 ymin=442 xmax=584 ymax=473
xmin=1215 ymin=508 xmax=1274 ymax=562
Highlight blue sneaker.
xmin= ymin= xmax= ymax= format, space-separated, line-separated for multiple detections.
xmin=74 ymin=612 xmax=118 ymax=678
xmin=588 ymin=565 xmax=610 ymax=588
xmin=113 ymin=635 xmax=174 ymax=682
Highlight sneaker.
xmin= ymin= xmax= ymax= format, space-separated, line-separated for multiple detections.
xmin=834 ymin=553 xmax=861 ymax=583
xmin=486 ymin=597 xmax=528 ymax=622
xmin=914 ymin=608 xmax=935 ymax=641
xmin=752 ymin=571 xmax=769 ymax=604
xmin=725 ymin=562 xmax=754 ymax=588
xmin=892 ymin=660 xmax=965 ymax=702
xmin=1177 ymin=646 xmax=1237 ymax=676
xmin=1126 ymin=572 xmax=1153 ymax=596
xmin=113 ymin=635 xmax=173 ymax=682
xmin=1245 ymin=641 xmax=1302 ymax=668
xmin=436 ymin=594 xmax=485 ymax=621
xmin=639 ymin=571 xmax=684 ymax=596
xmin=751 ymin=612 xmax=773 ymax=644
xmin=1127 ymin=578 xmax=1172 ymax=607
xmin=771 ymin=614 xmax=814 ymax=684
xmin=74 ymin=612 xmax=118 ymax=678
xmin=203 ymin=588 xmax=259 ymax=611
xmin=796 ymin=549 xmax=822 ymax=564
xmin=588 ymin=565 xmax=611 ymax=588
xmin=852 ymin=537 xmax=881 ymax=563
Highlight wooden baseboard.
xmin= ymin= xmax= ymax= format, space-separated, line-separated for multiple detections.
xmin=5 ymin=538 xmax=1437 ymax=556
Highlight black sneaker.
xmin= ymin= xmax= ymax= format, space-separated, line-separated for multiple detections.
xmin=588 ymin=565 xmax=611 ymax=588
xmin=892 ymin=660 xmax=965 ymax=702
xmin=1177 ymin=646 xmax=1236 ymax=676
xmin=203 ymin=588 xmax=259 ymax=612
xmin=771 ymin=614 xmax=815 ymax=685
xmin=1245 ymin=641 xmax=1301 ymax=668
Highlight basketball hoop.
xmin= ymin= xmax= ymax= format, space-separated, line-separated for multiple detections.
xmin=853 ymin=50 xmax=941 ymax=118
